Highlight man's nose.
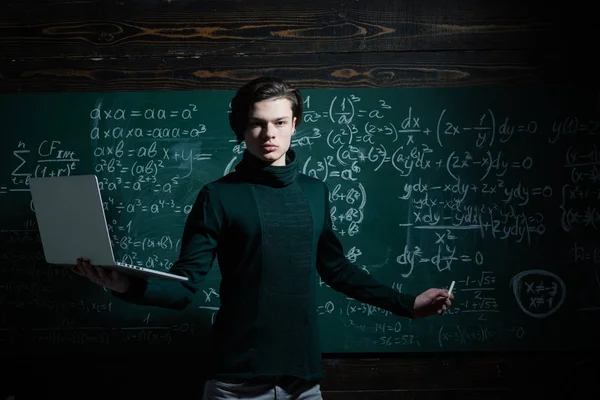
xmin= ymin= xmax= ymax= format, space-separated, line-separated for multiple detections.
xmin=261 ymin=123 xmax=276 ymax=138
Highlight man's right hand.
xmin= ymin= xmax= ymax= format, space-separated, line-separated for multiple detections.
xmin=73 ymin=258 xmax=131 ymax=293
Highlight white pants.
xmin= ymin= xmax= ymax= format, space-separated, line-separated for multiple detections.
xmin=202 ymin=376 xmax=323 ymax=400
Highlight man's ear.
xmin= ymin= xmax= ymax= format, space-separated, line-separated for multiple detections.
xmin=292 ymin=117 xmax=297 ymax=134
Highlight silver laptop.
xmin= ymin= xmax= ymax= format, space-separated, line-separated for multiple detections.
xmin=28 ymin=174 xmax=188 ymax=282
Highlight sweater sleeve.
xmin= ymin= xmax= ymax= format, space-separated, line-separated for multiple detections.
xmin=112 ymin=184 xmax=223 ymax=310
xmin=316 ymin=185 xmax=416 ymax=318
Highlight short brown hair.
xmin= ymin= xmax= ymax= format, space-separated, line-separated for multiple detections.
xmin=229 ymin=76 xmax=303 ymax=143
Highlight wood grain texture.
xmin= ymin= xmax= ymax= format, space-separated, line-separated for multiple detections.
xmin=1 ymin=49 xmax=590 ymax=94
xmin=3 ymin=353 xmax=598 ymax=398
xmin=320 ymin=352 xmax=598 ymax=391
xmin=321 ymin=355 xmax=504 ymax=391
xmin=321 ymin=390 xmax=512 ymax=400
xmin=0 ymin=0 xmax=583 ymax=60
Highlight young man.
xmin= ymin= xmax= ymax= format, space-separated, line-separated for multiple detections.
xmin=73 ymin=77 xmax=454 ymax=400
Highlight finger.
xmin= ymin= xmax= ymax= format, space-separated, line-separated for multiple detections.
xmin=95 ymin=267 xmax=107 ymax=280
xmin=81 ymin=261 xmax=100 ymax=281
xmin=439 ymin=292 xmax=455 ymax=302
xmin=445 ymin=299 xmax=451 ymax=307
xmin=70 ymin=264 xmax=83 ymax=276
xmin=110 ymin=269 xmax=122 ymax=281
xmin=83 ymin=259 xmax=99 ymax=276
xmin=79 ymin=259 xmax=90 ymax=272
xmin=434 ymin=295 xmax=450 ymax=303
xmin=75 ymin=259 xmax=91 ymax=277
xmin=78 ymin=263 xmax=93 ymax=279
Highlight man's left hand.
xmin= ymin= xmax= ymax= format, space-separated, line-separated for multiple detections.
xmin=413 ymin=288 xmax=454 ymax=318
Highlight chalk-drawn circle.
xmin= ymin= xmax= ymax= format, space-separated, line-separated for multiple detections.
xmin=542 ymin=185 xmax=553 ymax=197
xmin=510 ymin=269 xmax=566 ymax=319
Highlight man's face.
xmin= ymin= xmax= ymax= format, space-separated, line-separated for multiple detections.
xmin=243 ymin=98 xmax=296 ymax=166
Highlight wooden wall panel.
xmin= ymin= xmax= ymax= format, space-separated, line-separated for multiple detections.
xmin=320 ymin=352 xmax=598 ymax=391
xmin=3 ymin=352 xmax=598 ymax=398
xmin=0 ymin=0 xmax=585 ymax=60
xmin=0 ymin=50 xmax=579 ymax=93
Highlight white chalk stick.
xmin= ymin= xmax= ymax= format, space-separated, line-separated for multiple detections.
xmin=448 ymin=281 xmax=455 ymax=297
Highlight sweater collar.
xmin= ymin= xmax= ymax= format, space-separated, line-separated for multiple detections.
xmin=235 ymin=148 xmax=299 ymax=187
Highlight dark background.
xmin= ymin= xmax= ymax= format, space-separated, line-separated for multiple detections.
xmin=1 ymin=1 xmax=598 ymax=398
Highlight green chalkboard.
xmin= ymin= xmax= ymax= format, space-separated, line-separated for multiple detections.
xmin=1 ymin=86 xmax=599 ymax=355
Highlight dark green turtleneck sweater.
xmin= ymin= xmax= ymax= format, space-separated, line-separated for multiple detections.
xmin=113 ymin=149 xmax=416 ymax=381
